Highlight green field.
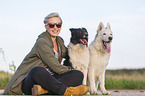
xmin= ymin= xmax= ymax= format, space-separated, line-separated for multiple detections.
xmin=105 ymin=68 xmax=145 ymax=89
xmin=0 ymin=68 xmax=145 ymax=90
xmin=0 ymin=71 xmax=12 ymax=89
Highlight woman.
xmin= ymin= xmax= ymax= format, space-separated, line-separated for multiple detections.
xmin=4 ymin=12 xmax=88 ymax=95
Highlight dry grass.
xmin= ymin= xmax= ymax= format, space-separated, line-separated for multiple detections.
xmin=105 ymin=69 xmax=145 ymax=89
xmin=106 ymin=69 xmax=145 ymax=81
xmin=0 ymin=71 xmax=12 ymax=89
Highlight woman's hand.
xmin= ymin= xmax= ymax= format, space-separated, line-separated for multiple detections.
xmin=75 ymin=68 xmax=82 ymax=71
xmin=72 ymin=67 xmax=82 ymax=72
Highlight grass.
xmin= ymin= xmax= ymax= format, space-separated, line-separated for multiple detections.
xmin=105 ymin=68 xmax=145 ymax=90
xmin=0 ymin=78 xmax=11 ymax=89
xmin=114 ymin=90 xmax=120 ymax=92
xmin=105 ymin=77 xmax=145 ymax=89
xmin=0 ymin=68 xmax=145 ymax=89
xmin=0 ymin=71 xmax=13 ymax=89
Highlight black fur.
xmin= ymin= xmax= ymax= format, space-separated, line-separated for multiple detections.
xmin=63 ymin=28 xmax=88 ymax=69
xmin=70 ymin=28 xmax=88 ymax=45
xmin=63 ymin=49 xmax=74 ymax=69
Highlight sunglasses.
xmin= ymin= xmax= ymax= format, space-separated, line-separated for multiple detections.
xmin=47 ymin=23 xmax=62 ymax=28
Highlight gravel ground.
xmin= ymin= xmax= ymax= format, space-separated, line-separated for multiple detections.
xmin=0 ymin=90 xmax=3 ymax=95
xmin=96 ymin=90 xmax=145 ymax=96
xmin=0 ymin=90 xmax=145 ymax=95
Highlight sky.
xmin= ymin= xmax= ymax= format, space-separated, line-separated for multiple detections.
xmin=0 ymin=0 xmax=145 ymax=72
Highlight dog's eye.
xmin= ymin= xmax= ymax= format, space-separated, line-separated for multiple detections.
xmin=103 ymin=33 xmax=106 ymax=35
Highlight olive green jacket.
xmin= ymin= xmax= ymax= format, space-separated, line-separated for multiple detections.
xmin=4 ymin=31 xmax=69 ymax=95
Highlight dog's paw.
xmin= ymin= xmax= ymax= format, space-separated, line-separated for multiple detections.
xmin=102 ymin=91 xmax=111 ymax=95
xmin=90 ymin=91 xmax=98 ymax=95
xmin=86 ymin=92 xmax=90 ymax=95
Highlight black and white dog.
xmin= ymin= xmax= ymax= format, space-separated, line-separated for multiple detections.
xmin=64 ymin=28 xmax=89 ymax=85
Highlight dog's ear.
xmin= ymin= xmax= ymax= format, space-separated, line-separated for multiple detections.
xmin=69 ymin=28 xmax=75 ymax=36
xmin=69 ymin=28 xmax=79 ymax=37
xmin=69 ymin=28 xmax=74 ymax=32
xmin=82 ymin=27 xmax=87 ymax=32
xmin=97 ymin=22 xmax=104 ymax=32
xmin=107 ymin=23 xmax=111 ymax=30
xmin=82 ymin=27 xmax=86 ymax=30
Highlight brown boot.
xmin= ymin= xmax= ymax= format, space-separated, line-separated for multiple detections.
xmin=32 ymin=85 xmax=48 ymax=95
xmin=64 ymin=85 xmax=88 ymax=95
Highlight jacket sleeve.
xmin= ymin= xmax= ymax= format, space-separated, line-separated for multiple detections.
xmin=35 ymin=38 xmax=70 ymax=74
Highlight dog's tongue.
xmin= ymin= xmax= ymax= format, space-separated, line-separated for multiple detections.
xmin=105 ymin=43 xmax=111 ymax=53
xmin=80 ymin=39 xmax=88 ymax=47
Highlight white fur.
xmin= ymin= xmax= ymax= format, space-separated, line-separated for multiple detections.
xmin=68 ymin=43 xmax=89 ymax=85
xmin=88 ymin=22 xmax=113 ymax=95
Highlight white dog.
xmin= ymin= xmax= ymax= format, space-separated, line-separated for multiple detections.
xmin=88 ymin=22 xmax=113 ymax=95
xmin=64 ymin=28 xmax=89 ymax=85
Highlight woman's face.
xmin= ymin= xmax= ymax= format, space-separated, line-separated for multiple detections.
xmin=45 ymin=17 xmax=62 ymax=37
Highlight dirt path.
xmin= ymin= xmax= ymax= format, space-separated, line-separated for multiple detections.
xmin=0 ymin=90 xmax=3 ymax=95
xmin=0 ymin=90 xmax=145 ymax=95
xmin=97 ymin=90 xmax=145 ymax=96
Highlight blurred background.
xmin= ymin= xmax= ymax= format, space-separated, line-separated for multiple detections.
xmin=0 ymin=0 xmax=145 ymax=90
xmin=0 ymin=0 xmax=145 ymax=72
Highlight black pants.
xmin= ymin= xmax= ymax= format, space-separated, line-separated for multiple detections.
xmin=22 ymin=66 xmax=84 ymax=95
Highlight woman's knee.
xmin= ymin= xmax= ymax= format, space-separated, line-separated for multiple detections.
xmin=70 ymin=70 xmax=84 ymax=80
xmin=28 ymin=66 xmax=46 ymax=77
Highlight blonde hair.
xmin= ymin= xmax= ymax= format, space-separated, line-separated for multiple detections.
xmin=44 ymin=12 xmax=62 ymax=24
